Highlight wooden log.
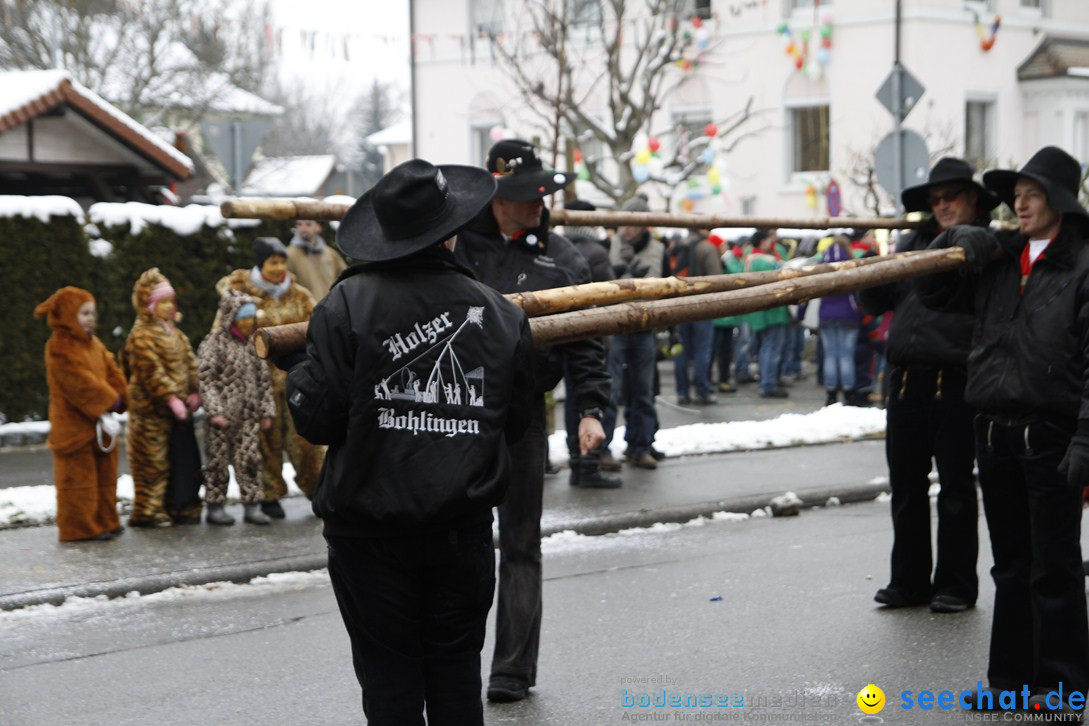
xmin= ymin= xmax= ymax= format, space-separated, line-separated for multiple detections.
xmin=220 ymin=197 xmax=919 ymax=230
xmin=510 ymin=250 xmax=925 ymax=316
xmin=253 ymin=247 xmax=965 ymax=358
xmin=530 ymin=247 xmax=964 ymax=346
xmin=550 ymin=209 xmax=921 ymax=230
xmin=221 ymin=198 xmax=351 ymax=222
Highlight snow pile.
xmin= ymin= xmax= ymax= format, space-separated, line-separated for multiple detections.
xmin=549 ymin=402 xmax=885 ymax=466
xmin=89 ymin=201 xmax=227 ymax=236
xmin=241 ymin=156 xmax=337 ymax=197
xmin=0 ymin=195 xmax=84 ymax=222
xmin=0 ymin=570 xmax=329 ymax=623
xmin=0 ymin=69 xmax=70 ymax=119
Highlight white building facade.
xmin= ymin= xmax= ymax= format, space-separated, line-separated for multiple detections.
xmin=411 ymin=0 xmax=1089 ymax=218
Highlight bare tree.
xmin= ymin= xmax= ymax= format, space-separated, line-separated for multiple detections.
xmin=492 ymin=0 xmax=767 ymax=206
xmin=355 ymin=78 xmax=402 ymax=188
xmin=0 ymin=0 xmax=271 ymax=125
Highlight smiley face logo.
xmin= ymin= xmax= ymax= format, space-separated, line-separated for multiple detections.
xmin=857 ymin=684 xmax=885 ymax=715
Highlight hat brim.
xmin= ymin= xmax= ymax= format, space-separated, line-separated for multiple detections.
xmin=901 ymin=179 xmax=1001 ymax=214
xmin=495 ymin=169 xmax=571 ymax=201
xmin=983 ymin=169 xmax=1089 ymax=223
xmin=337 ymin=165 xmax=497 ymax=262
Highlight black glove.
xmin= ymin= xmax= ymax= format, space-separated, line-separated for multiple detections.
xmin=934 ymin=226 xmax=997 ymax=271
xmin=271 ymin=352 xmax=308 ymax=373
xmin=627 ymin=259 xmax=651 ymax=278
xmin=1059 ymin=420 xmax=1089 ymax=489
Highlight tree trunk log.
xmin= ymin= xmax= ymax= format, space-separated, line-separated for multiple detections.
xmin=529 ymin=247 xmax=963 ymax=345
xmin=510 ymin=250 xmax=924 ymax=316
xmin=252 ymin=247 xmax=964 ymax=358
xmin=220 ymin=198 xmax=920 ymax=230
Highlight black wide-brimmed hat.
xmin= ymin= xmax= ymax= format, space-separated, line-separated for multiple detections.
xmin=337 ymin=159 xmax=497 ymax=262
xmin=900 ymin=157 xmax=1000 ymax=214
xmin=487 ymin=139 xmax=571 ymax=201
xmin=983 ymin=146 xmax=1089 ymax=225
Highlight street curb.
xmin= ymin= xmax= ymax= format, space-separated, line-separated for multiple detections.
xmin=0 ymin=481 xmax=889 ymax=611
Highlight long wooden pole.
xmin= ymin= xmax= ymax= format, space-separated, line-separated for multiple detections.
xmin=220 ymin=198 xmax=920 ymax=230
xmin=510 ymin=250 xmax=923 ymax=316
xmin=252 ymin=247 xmax=964 ymax=358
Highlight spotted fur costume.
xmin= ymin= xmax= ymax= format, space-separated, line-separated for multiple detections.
xmin=198 ymin=291 xmax=275 ymax=504
xmin=216 ymin=267 xmax=323 ymax=500
xmin=35 ymin=287 xmax=128 ymax=541
xmin=121 ymin=268 xmax=202 ymax=526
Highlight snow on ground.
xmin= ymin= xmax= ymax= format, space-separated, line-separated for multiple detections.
xmin=0 ymin=570 xmax=331 ymax=624
xmin=0 ymin=465 xmax=305 ymax=528
xmin=549 ymin=402 xmax=885 ymax=466
xmin=0 ymin=509 xmax=772 ymax=621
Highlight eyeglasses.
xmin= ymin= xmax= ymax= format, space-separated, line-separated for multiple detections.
xmin=928 ymin=188 xmax=969 ymax=206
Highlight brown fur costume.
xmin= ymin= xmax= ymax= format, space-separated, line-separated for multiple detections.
xmin=120 ymin=268 xmax=201 ymax=526
xmin=35 ymin=287 xmax=128 ymax=541
xmin=216 ymin=267 xmax=323 ymax=500
xmin=198 ymin=291 xmax=275 ymax=503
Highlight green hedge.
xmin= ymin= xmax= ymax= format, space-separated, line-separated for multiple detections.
xmin=2 ymin=210 xmax=293 ymax=423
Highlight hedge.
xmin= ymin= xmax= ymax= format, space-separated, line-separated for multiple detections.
xmin=1 ymin=204 xmax=294 ymax=422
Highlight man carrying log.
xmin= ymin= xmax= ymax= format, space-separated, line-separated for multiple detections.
xmin=860 ymin=157 xmax=998 ymax=614
xmin=454 ymin=138 xmax=611 ymax=702
xmin=918 ymin=146 xmax=1089 ymax=717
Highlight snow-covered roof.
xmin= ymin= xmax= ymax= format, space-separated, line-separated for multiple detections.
xmin=0 ymin=69 xmax=194 ymax=179
xmin=241 ymin=155 xmax=337 ymax=197
xmin=157 ymin=72 xmax=284 ymax=117
xmin=366 ymin=119 xmax=412 ymax=147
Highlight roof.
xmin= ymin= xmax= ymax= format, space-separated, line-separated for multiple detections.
xmin=156 ymin=72 xmax=284 ymax=117
xmin=240 ymin=155 xmax=338 ymax=196
xmin=0 ymin=69 xmax=194 ymax=179
xmin=1018 ymin=35 xmax=1089 ymax=81
xmin=365 ymin=119 xmax=413 ymax=147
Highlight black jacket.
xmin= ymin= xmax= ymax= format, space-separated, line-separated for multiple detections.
xmin=455 ymin=206 xmax=610 ymax=413
xmin=859 ymin=218 xmax=976 ymax=368
xmin=916 ymin=222 xmax=1089 ymax=424
xmin=286 ymin=248 xmax=535 ymax=537
xmin=565 ymin=231 xmax=615 ymax=284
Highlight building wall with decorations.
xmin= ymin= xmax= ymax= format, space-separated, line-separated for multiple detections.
xmin=411 ymin=0 xmax=1089 ymax=219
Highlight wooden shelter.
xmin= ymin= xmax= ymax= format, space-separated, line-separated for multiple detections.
xmin=0 ymin=70 xmax=193 ymax=203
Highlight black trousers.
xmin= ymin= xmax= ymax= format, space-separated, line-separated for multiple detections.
xmin=974 ymin=414 xmax=1089 ymax=693
xmin=326 ymin=525 xmax=495 ymax=726
xmin=885 ymin=366 xmax=978 ymax=602
xmin=491 ymin=395 xmax=547 ymax=687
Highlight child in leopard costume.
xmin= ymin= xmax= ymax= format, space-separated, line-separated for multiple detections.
xmin=198 ymin=291 xmax=275 ymax=525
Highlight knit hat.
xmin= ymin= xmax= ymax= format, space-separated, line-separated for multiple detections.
xmin=253 ymin=237 xmax=288 ymax=269
xmin=235 ymin=302 xmax=257 ymax=320
xmin=146 ymin=280 xmax=176 ymax=312
xmin=621 ymin=192 xmax=650 ymax=213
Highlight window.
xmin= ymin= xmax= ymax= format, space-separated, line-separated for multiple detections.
xmin=470 ymin=0 xmax=503 ymax=37
xmin=788 ymin=0 xmax=831 ymax=11
xmin=789 ymin=104 xmax=830 ymax=173
xmin=672 ymin=108 xmax=714 ymax=173
xmin=741 ymin=196 xmax=756 ymax=216
xmin=689 ymin=0 xmax=712 ymax=19
xmin=1074 ymin=112 xmax=1089 ymax=167
xmin=965 ymin=99 xmax=994 ymax=170
xmin=470 ymin=123 xmax=499 ymax=167
xmin=1019 ymin=0 xmax=1048 ymax=16
xmin=568 ymin=0 xmax=603 ymax=44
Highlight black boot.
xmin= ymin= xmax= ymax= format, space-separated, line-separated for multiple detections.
xmin=571 ymin=455 xmax=622 ymax=489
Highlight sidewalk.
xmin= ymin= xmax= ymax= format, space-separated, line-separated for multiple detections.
xmin=0 ymin=361 xmax=892 ymax=610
